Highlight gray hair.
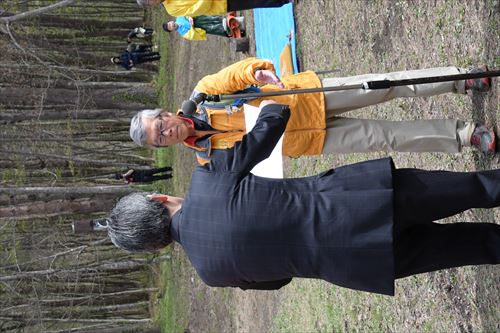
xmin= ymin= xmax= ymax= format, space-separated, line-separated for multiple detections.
xmin=136 ymin=0 xmax=148 ymax=7
xmin=129 ymin=108 xmax=163 ymax=147
xmin=107 ymin=192 xmax=172 ymax=252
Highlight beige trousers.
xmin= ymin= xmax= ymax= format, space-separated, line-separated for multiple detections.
xmin=320 ymin=67 xmax=472 ymax=154
xmin=322 ymin=117 xmax=473 ymax=154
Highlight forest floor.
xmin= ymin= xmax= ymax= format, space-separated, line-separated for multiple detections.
xmin=150 ymin=1 xmax=499 ymax=332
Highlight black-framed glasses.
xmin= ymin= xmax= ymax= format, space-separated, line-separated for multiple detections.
xmin=153 ymin=114 xmax=166 ymax=147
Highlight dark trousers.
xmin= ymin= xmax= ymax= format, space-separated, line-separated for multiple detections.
xmin=193 ymin=16 xmax=228 ymax=37
xmin=227 ymin=0 xmax=290 ymax=11
xmin=393 ymin=168 xmax=500 ymax=278
xmin=141 ymin=174 xmax=172 ymax=182
xmin=145 ymin=166 xmax=172 ymax=174
xmin=133 ymin=166 xmax=172 ymax=183
xmin=137 ymin=52 xmax=161 ymax=63
xmin=129 ymin=44 xmax=153 ymax=53
xmin=143 ymin=166 xmax=172 ymax=181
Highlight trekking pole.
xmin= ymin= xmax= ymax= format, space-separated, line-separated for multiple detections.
xmin=314 ymin=69 xmax=342 ymax=75
xmin=205 ymin=70 xmax=499 ymax=102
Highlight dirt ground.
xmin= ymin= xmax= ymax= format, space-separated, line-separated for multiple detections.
xmin=159 ymin=1 xmax=499 ymax=332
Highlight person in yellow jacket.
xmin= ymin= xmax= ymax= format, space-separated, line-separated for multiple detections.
xmin=129 ymin=58 xmax=496 ymax=164
xmin=135 ymin=0 xmax=292 ymax=17
xmin=162 ymin=15 xmax=244 ymax=40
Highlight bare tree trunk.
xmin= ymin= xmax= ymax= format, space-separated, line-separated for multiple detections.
xmin=0 ymin=259 xmax=150 ymax=282
xmin=0 ymin=316 xmax=152 ymax=323
xmin=0 ymin=197 xmax=116 ymax=219
xmin=1 ymin=185 xmax=135 ymax=197
xmin=0 ymin=108 xmax=134 ymax=123
xmin=47 ymin=323 xmax=159 ymax=333
xmin=0 ymin=0 xmax=77 ymax=33
xmin=30 ymin=288 xmax=158 ymax=307
xmin=55 ymin=81 xmax=152 ymax=90
xmin=0 ymin=150 xmax=145 ymax=168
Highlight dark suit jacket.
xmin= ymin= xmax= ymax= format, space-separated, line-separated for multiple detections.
xmin=170 ymin=104 xmax=396 ymax=295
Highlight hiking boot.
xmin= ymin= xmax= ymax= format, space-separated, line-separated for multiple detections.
xmin=236 ymin=17 xmax=245 ymax=31
xmin=470 ymin=124 xmax=496 ymax=154
xmin=465 ymin=65 xmax=491 ymax=92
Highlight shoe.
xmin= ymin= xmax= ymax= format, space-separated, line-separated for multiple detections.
xmin=236 ymin=17 xmax=245 ymax=31
xmin=470 ymin=124 xmax=496 ymax=154
xmin=465 ymin=65 xmax=491 ymax=92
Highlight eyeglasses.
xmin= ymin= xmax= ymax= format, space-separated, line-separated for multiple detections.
xmin=153 ymin=114 xmax=166 ymax=147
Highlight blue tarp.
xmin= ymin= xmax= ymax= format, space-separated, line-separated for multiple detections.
xmin=253 ymin=4 xmax=298 ymax=77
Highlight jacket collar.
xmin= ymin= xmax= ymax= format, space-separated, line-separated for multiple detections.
xmin=170 ymin=210 xmax=182 ymax=243
xmin=177 ymin=109 xmax=211 ymax=128
xmin=177 ymin=112 xmax=214 ymax=152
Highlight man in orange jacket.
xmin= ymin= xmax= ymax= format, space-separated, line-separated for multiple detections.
xmin=129 ymin=58 xmax=495 ymax=164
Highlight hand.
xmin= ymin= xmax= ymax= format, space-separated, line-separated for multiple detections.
xmin=181 ymin=100 xmax=198 ymax=115
xmin=259 ymin=100 xmax=278 ymax=109
xmin=188 ymin=17 xmax=194 ymax=26
xmin=255 ymin=69 xmax=285 ymax=89
xmin=191 ymin=92 xmax=207 ymax=104
xmin=147 ymin=194 xmax=169 ymax=203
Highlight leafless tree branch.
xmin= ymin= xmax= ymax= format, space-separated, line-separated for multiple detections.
xmin=0 ymin=0 xmax=77 ymax=26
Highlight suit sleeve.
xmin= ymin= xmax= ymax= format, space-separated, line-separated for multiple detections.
xmin=238 ymin=278 xmax=292 ymax=291
xmin=230 ymin=103 xmax=290 ymax=174
xmin=193 ymin=58 xmax=276 ymax=95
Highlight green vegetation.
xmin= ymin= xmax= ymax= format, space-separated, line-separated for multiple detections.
xmin=150 ymin=136 xmax=195 ymax=333
xmin=271 ymin=280 xmax=395 ymax=332
xmin=112 ymin=91 xmax=158 ymax=106
xmin=155 ymin=248 xmax=190 ymax=333
xmin=144 ymin=10 xmax=188 ymax=330
xmin=147 ymin=148 xmax=176 ymax=194
xmin=151 ymin=7 xmax=176 ymax=110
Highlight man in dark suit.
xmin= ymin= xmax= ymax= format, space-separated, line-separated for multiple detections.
xmin=107 ymin=101 xmax=499 ymax=296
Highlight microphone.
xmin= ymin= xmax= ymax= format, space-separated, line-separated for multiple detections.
xmin=181 ymin=100 xmax=198 ymax=115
